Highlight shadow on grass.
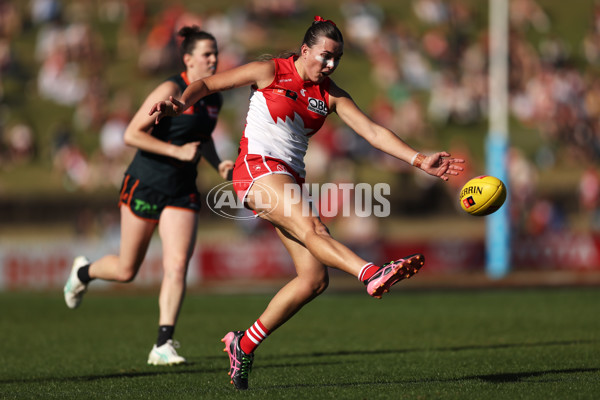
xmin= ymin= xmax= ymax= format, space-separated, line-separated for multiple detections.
xmin=468 ymin=367 xmax=600 ymax=383
xmin=260 ymin=367 xmax=600 ymax=390
xmin=0 ymin=365 xmax=213 ymax=385
xmin=251 ymin=338 xmax=598 ymax=360
xmin=0 ymin=360 xmax=339 ymax=385
xmin=1 ymin=339 xmax=596 ymax=386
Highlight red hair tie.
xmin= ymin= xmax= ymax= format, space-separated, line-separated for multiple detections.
xmin=314 ymin=15 xmax=336 ymax=27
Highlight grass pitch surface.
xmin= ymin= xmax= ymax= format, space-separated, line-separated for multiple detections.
xmin=1 ymin=287 xmax=599 ymax=399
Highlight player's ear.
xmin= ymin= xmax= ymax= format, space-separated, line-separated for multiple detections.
xmin=300 ymin=44 xmax=309 ymax=58
xmin=183 ymin=53 xmax=192 ymax=68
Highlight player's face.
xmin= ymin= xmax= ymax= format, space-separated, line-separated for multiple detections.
xmin=302 ymin=37 xmax=343 ymax=83
xmin=186 ymin=39 xmax=218 ymax=79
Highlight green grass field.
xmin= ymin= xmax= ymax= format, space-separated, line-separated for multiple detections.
xmin=1 ymin=287 xmax=599 ymax=399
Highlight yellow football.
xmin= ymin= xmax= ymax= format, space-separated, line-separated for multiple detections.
xmin=459 ymin=175 xmax=507 ymax=216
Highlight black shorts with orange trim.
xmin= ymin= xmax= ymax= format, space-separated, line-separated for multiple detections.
xmin=118 ymin=174 xmax=201 ymax=222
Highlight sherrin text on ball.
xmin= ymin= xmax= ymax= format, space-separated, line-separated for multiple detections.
xmin=459 ymin=175 xmax=507 ymax=216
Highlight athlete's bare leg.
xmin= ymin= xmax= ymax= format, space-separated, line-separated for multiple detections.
xmin=246 ymin=173 xmax=368 ymax=277
xmin=156 ymin=207 xmax=198 ymax=326
xmin=89 ymin=205 xmax=156 ymax=282
xmin=256 ymin=226 xmax=329 ymax=331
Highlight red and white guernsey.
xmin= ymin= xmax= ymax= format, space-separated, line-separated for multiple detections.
xmin=239 ymin=56 xmax=331 ymax=178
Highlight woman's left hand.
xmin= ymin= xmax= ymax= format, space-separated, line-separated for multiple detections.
xmin=420 ymin=152 xmax=465 ymax=181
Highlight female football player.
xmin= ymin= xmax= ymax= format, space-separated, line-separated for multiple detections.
xmin=64 ymin=27 xmax=234 ymax=365
xmin=150 ymin=16 xmax=464 ymax=388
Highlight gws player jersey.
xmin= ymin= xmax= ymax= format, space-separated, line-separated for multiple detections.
xmin=126 ymin=72 xmax=222 ymax=195
xmin=240 ymin=56 xmax=331 ymax=178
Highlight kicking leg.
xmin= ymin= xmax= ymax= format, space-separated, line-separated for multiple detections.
xmin=248 ymin=174 xmax=425 ymax=297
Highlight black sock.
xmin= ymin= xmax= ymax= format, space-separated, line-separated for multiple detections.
xmin=157 ymin=325 xmax=174 ymax=347
xmin=77 ymin=264 xmax=93 ymax=284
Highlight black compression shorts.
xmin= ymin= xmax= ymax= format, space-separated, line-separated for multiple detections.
xmin=118 ymin=174 xmax=201 ymax=222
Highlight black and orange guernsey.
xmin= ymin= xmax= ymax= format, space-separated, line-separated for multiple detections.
xmin=125 ymin=71 xmax=223 ymax=196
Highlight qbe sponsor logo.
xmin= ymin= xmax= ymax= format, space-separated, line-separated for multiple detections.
xmin=307 ymin=97 xmax=328 ymax=116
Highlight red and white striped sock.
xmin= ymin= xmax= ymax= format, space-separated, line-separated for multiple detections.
xmin=358 ymin=262 xmax=379 ymax=283
xmin=240 ymin=319 xmax=270 ymax=354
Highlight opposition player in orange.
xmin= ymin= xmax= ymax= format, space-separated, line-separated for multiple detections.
xmin=150 ymin=16 xmax=465 ymax=389
xmin=63 ymin=27 xmax=234 ymax=365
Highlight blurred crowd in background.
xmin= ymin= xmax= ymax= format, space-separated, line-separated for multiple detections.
xmin=1 ymin=0 xmax=600 ymax=237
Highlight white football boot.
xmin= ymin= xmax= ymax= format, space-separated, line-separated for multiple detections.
xmin=147 ymin=339 xmax=187 ymax=366
xmin=63 ymin=256 xmax=90 ymax=309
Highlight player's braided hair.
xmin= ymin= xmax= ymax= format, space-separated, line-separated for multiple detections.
xmin=178 ymin=26 xmax=217 ymax=56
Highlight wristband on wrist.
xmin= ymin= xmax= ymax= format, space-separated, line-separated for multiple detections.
xmin=410 ymin=153 xmax=419 ymax=165
xmin=411 ymin=153 xmax=426 ymax=168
